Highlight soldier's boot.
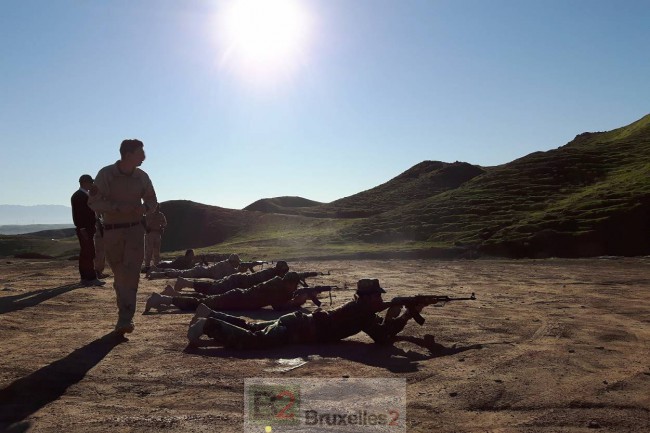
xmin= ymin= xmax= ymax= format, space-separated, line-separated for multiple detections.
xmin=162 ymin=285 xmax=180 ymax=297
xmin=187 ymin=318 xmax=210 ymax=347
xmin=115 ymin=318 xmax=135 ymax=335
xmin=188 ymin=316 xmax=259 ymax=349
xmin=190 ymin=303 xmax=214 ymax=326
xmin=174 ymin=277 xmax=193 ymax=291
xmin=144 ymin=293 xmax=172 ymax=313
xmin=186 ymin=317 xmax=245 ymax=348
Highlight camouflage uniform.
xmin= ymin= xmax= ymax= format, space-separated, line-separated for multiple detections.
xmin=172 ymin=273 xmax=301 ymax=311
xmin=148 ymin=254 xmax=240 ymax=280
xmin=156 ymin=249 xmax=194 ymax=270
xmin=195 ymin=279 xmax=412 ymax=349
xmin=89 ymin=146 xmax=157 ymax=332
xmin=191 ymin=261 xmax=289 ymax=295
xmin=144 ymin=207 xmax=167 ymax=267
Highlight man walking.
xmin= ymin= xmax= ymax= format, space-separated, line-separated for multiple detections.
xmin=89 ymin=139 xmax=158 ymax=335
xmin=71 ymin=174 xmax=104 ymax=287
xmin=143 ymin=204 xmax=167 ymax=272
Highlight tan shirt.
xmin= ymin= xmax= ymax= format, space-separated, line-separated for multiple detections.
xmin=88 ymin=161 xmax=157 ymax=224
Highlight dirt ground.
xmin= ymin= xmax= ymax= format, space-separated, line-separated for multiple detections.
xmin=1 ymin=257 xmax=649 ymax=433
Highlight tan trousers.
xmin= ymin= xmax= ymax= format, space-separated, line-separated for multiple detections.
xmin=104 ymin=224 xmax=145 ymax=325
xmin=93 ymin=229 xmax=105 ymax=274
xmin=144 ymin=231 xmax=162 ymax=266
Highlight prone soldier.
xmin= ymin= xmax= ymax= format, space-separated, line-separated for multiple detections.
xmin=154 ymin=249 xmax=195 ymax=270
xmin=170 ymin=260 xmax=290 ymax=294
xmin=144 ymin=271 xmax=309 ymax=313
xmin=147 ymin=253 xmax=240 ymax=280
xmin=186 ymin=278 xmax=424 ymax=349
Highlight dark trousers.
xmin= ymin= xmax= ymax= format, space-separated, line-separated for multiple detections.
xmin=172 ymin=289 xmax=250 ymax=311
xmin=76 ymin=227 xmax=96 ymax=280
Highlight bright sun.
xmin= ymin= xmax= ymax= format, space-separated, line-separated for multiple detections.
xmin=217 ymin=0 xmax=312 ymax=84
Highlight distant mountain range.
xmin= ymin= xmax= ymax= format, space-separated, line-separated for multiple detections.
xmin=0 ymin=224 xmax=73 ymax=235
xmin=0 ymin=205 xmax=72 ymax=226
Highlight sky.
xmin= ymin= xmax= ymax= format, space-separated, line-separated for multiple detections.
xmin=1 ymin=0 xmax=649 ymax=211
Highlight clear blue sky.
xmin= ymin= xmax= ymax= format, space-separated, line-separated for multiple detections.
xmin=1 ymin=0 xmax=649 ymax=210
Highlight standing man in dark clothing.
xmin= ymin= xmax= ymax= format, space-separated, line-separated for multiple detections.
xmin=71 ymin=174 xmax=105 ymax=287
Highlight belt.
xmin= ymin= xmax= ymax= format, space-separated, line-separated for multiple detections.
xmin=103 ymin=221 xmax=142 ymax=231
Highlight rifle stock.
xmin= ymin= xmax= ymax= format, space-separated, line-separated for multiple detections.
xmin=386 ymin=293 xmax=476 ymax=325
xmin=296 ymin=271 xmax=331 ymax=287
xmin=238 ymin=261 xmax=270 ymax=273
xmin=292 ymin=285 xmax=338 ymax=307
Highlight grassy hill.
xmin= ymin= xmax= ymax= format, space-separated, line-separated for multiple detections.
xmin=342 ymin=114 xmax=650 ymax=257
xmin=245 ymin=161 xmax=485 ymax=218
xmin=243 ymin=196 xmax=323 ymax=214
xmin=3 ymin=114 xmax=648 ymax=260
xmin=0 ymin=234 xmax=78 ymax=259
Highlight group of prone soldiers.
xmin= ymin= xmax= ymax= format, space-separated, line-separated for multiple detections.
xmin=143 ymin=253 xmax=426 ymax=350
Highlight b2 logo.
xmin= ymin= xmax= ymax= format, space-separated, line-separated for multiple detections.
xmin=248 ymin=384 xmax=300 ymax=425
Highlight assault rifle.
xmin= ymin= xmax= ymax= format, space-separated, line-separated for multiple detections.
xmin=238 ymin=261 xmax=271 ymax=273
xmin=292 ymin=285 xmax=338 ymax=307
xmin=385 ymin=293 xmax=476 ymax=325
xmin=296 ymin=271 xmax=331 ymax=287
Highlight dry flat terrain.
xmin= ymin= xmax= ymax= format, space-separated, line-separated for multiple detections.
xmin=1 ymin=258 xmax=649 ymax=433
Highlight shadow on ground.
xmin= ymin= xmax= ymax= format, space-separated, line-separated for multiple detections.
xmin=0 ymin=283 xmax=82 ymax=315
xmin=0 ymin=332 xmax=126 ymax=431
xmin=184 ymin=339 xmax=485 ymax=373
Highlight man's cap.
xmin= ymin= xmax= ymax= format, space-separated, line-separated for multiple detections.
xmin=79 ymin=174 xmax=93 ymax=183
xmin=356 ymin=278 xmax=386 ymax=295
xmin=275 ymin=261 xmax=289 ymax=271
xmin=228 ymin=254 xmax=240 ymax=264
xmin=283 ymin=271 xmax=300 ymax=282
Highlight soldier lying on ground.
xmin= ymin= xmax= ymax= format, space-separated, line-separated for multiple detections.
xmin=172 ymin=261 xmax=290 ymax=294
xmin=153 ymin=249 xmax=195 ymax=270
xmin=186 ymin=278 xmax=424 ymax=349
xmin=147 ymin=253 xmax=240 ymax=280
xmin=144 ymin=271 xmax=309 ymax=313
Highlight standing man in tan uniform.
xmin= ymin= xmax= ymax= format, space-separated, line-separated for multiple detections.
xmin=88 ymin=139 xmax=158 ymax=335
xmin=143 ymin=204 xmax=167 ymax=272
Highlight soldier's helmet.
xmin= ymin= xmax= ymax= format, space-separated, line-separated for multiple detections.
xmin=275 ymin=261 xmax=289 ymax=272
xmin=282 ymin=271 xmax=300 ymax=282
xmin=356 ymin=279 xmax=386 ymax=295
xmin=228 ymin=254 xmax=240 ymax=266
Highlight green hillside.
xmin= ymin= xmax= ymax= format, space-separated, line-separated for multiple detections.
xmin=342 ymin=114 xmax=650 ymax=257
xmin=4 ymin=114 xmax=648 ymax=260
xmin=243 ymin=196 xmax=323 ymax=214
xmin=0 ymin=234 xmax=78 ymax=259
xmin=247 ymin=161 xmax=485 ymax=218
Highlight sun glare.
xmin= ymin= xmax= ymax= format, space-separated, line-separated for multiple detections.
xmin=217 ymin=0 xmax=312 ymax=85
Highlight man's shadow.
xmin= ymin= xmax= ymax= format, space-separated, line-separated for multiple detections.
xmin=0 ymin=332 xmax=126 ymax=431
xmin=0 ymin=283 xmax=82 ymax=315
xmin=185 ymin=337 xmax=484 ymax=373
